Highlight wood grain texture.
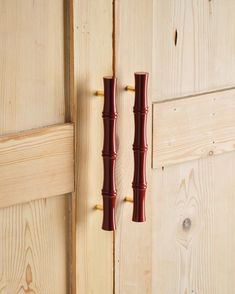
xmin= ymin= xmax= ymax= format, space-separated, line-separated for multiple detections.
xmin=151 ymin=1 xmax=235 ymax=293
xmin=0 ymin=0 xmax=70 ymax=292
xmin=0 ymin=0 xmax=65 ymax=133
xmin=152 ymin=153 xmax=235 ymax=293
xmin=0 ymin=124 xmax=74 ymax=208
xmin=153 ymin=0 xmax=235 ymax=101
xmin=74 ymin=0 xmax=114 ymax=292
xmin=0 ymin=196 xmax=69 ymax=294
xmin=114 ymin=1 xmax=153 ymax=293
xmin=153 ymin=88 xmax=235 ymax=168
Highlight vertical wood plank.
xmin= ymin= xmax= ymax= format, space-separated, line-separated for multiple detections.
xmin=74 ymin=0 xmax=114 ymax=293
xmin=114 ymin=1 xmax=153 ymax=293
xmin=153 ymin=0 xmax=235 ymax=101
xmin=151 ymin=1 xmax=235 ymax=293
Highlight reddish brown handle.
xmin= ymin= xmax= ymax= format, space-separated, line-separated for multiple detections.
xmin=132 ymin=72 xmax=149 ymax=222
xmin=102 ymin=77 xmax=117 ymax=231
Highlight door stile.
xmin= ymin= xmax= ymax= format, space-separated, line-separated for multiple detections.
xmin=74 ymin=0 xmax=114 ymax=293
xmin=114 ymin=1 xmax=153 ymax=293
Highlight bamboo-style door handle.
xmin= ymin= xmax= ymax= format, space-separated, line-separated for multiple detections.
xmin=132 ymin=72 xmax=149 ymax=222
xmin=101 ymin=77 xmax=117 ymax=231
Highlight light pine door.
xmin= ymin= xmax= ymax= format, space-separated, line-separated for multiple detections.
xmin=56 ymin=0 xmax=235 ymax=293
xmin=0 ymin=1 xmax=75 ymax=293
xmin=115 ymin=1 xmax=235 ymax=294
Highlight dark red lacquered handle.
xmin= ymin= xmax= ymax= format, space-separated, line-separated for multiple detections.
xmin=102 ymin=77 xmax=117 ymax=231
xmin=132 ymin=72 xmax=149 ymax=222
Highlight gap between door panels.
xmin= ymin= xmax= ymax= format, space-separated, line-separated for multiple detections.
xmin=112 ymin=0 xmax=116 ymax=293
xmin=64 ymin=0 xmax=77 ymax=293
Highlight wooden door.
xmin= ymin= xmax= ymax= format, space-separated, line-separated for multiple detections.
xmin=115 ymin=1 xmax=235 ymax=294
xmin=53 ymin=0 xmax=235 ymax=293
xmin=0 ymin=1 xmax=75 ymax=293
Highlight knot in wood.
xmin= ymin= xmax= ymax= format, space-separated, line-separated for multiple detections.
xmin=182 ymin=218 xmax=192 ymax=232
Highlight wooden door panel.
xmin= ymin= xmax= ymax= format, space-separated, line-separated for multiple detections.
xmin=0 ymin=0 xmax=66 ymax=133
xmin=153 ymin=0 xmax=235 ymax=101
xmin=0 ymin=196 xmax=70 ymax=294
xmin=0 ymin=1 xmax=74 ymax=292
xmin=115 ymin=0 xmax=235 ymax=293
xmin=152 ymin=152 xmax=235 ymax=293
xmin=151 ymin=0 xmax=235 ymax=293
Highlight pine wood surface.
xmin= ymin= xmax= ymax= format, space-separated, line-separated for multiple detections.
xmin=152 ymin=0 xmax=235 ymax=101
xmin=115 ymin=0 xmax=235 ymax=293
xmin=114 ymin=1 xmax=153 ymax=293
xmin=0 ymin=124 xmax=74 ymax=208
xmin=153 ymin=88 xmax=235 ymax=168
xmin=0 ymin=1 xmax=70 ymax=293
xmin=151 ymin=1 xmax=235 ymax=293
xmin=74 ymin=0 xmax=114 ymax=293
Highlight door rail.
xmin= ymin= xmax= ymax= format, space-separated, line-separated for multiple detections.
xmin=153 ymin=88 xmax=235 ymax=168
xmin=0 ymin=123 xmax=74 ymax=207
